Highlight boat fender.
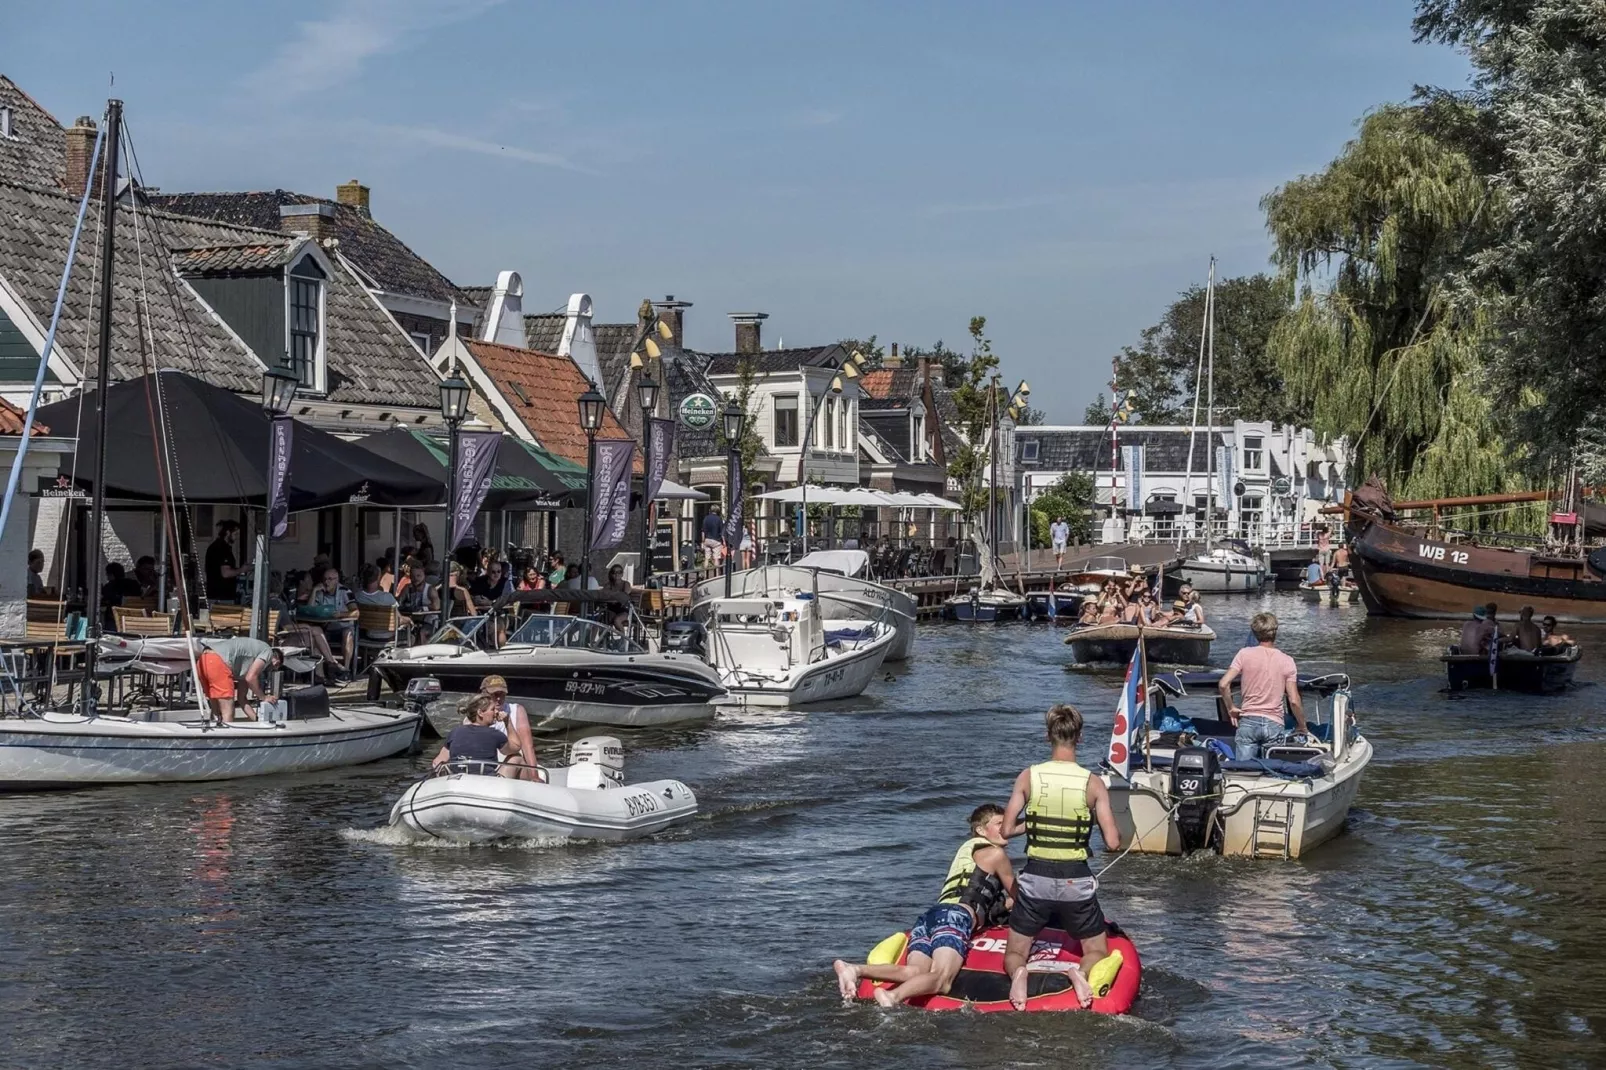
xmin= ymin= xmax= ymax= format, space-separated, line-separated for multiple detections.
xmin=867 ymin=931 xmax=907 ymax=966
xmin=1087 ymin=949 xmax=1124 ymax=998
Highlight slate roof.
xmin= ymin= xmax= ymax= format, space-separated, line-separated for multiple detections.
xmin=523 ymin=311 xmax=644 ymax=400
xmin=0 ymin=180 xmax=440 ymax=407
xmin=1021 ymin=427 xmax=1228 ymax=472
xmin=461 ymin=339 xmax=641 ymax=472
xmin=0 ymin=396 xmax=47 ymax=434
xmin=0 ymin=75 xmax=66 ymax=190
xmin=147 ymin=190 xmax=472 ymax=306
xmin=171 ymin=241 xmax=295 ymax=275
xmin=698 ymin=344 xmax=843 ymax=377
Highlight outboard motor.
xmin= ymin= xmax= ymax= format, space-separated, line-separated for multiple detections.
xmin=1169 ymin=745 xmax=1223 ymax=853
xmin=663 ymin=620 xmax=707 ymax=658
xmin=566 ymin=735 xmax=626 ymax=791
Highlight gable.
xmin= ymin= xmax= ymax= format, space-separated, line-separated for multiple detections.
xmin=0 ymin=75 xmax=66 ymax=189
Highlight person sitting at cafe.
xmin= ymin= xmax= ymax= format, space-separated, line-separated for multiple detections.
xmin=353 ymin=564 xmax=400 ymax=643
xmin=303 ymin=566 xmax=358 ymax=671
xmin=519 ymin=565 xmax=546 ymax=592
xmin=100 ymin=562 xmax=144 ymax=629
xmin=602 ymin=564 xmax=633 ymax=630
xmin=444 ymin=562 xmax=475 ymax=618
xmin=395 ymin=561 xmax=439 ymax=641
xmin=547 ymin=551 xmax=569 ymax=588
xmin=411 ymin=524 xmax=436 ymax=575
xmin=470 ymin=558 xmax=512 ymax=607
xmin=132 ymin=555 xmax=161 ymax=598
xmin=295 ymin=555 xmax=334 ymax=605
xmin=26 ymin=548 xmax=50 ymax=598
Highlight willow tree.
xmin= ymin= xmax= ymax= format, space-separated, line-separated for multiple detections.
xmin=1261 ymin=104 xmax=1522 ymax=500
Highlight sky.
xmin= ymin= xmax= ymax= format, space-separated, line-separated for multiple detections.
xmin=8 ymin=0 xmax=1472 ymax=422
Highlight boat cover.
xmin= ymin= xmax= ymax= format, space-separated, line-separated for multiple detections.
xmin=793 ymin=550 xmax=870 ymax=577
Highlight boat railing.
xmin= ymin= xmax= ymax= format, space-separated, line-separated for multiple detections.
xmin=425 ymin=757 xmax=549 ymax=782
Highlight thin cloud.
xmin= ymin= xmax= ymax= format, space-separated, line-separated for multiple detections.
xmin=244 ymin=0 xmax=504 ymax=97
xmin=364 ymin=122 xmax=598 ymax=174
xmin=789 ymin=108 xmax=842 ymax=128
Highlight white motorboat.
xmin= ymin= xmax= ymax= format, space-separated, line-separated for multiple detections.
xmin=389 ymin=735 xmax=696 ymax=843
xmin=368 ymin=606 xmax=725 ymax=731
xmin=1104 ymin=670 xmax=1370 ymax=858
xmin=1179 ymin=546 xmax=1267 ymax=592
xmin=702 ymin=593 xmax=895 ymax=706
xmin=692 ymin=551 xmax=917 ymax=660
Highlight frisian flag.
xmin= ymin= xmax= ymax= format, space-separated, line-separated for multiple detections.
xmin=1105 ymin=642 xmax=1146 ymax=780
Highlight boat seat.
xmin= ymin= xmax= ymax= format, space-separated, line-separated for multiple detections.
xmin=285 ymin=685 xmax=330 ymax=720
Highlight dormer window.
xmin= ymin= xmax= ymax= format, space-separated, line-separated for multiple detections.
xmin=287 ymin=254 xmax=327 ymax=391
xmin=0 ymin=107 xmax=13 ymax=139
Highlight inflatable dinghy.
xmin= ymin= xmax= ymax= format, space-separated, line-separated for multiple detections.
xmin=389 ymin=736 xmax=696 ymax=843
xmin=853 ymin=923 xmax=1140 ymax=1014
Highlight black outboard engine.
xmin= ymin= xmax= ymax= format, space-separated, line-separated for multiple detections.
xmin=663 ymin=620 xmax=708 ymax=658
xmin=1169 ymin=746 xmax=1223 ymax=853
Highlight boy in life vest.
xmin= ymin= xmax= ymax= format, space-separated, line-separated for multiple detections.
xmin=1001 ymin=703 xmax=1122 ymax=1009
xmin=832 ymin=804 xmax=1016 ymax=1007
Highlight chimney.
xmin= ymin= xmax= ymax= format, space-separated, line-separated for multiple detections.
xmin=730 ymin=312 xmax=768 ymax=355
xmin=652 ymin=294 xmax=692 ymax=348
xmin=884 ymin=342 xmax=904 ymax=370
xmin=336 ymin=178 xmax=370 ymax=216
xmin=63 ymin=116 xmax=101 ymax=199
xmin=279 ymin=202 xmax=336 ymax=241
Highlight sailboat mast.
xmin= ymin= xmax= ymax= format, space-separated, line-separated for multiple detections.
xmin=1181 ymin=257 xmax=1212 ymax=548
xmin=1204 ymin=258 xmax=1216 ymax=551
xmin=81 ymin=98 xmax=122 ymax=715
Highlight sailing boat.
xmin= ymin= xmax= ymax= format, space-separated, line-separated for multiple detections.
xmin=1177 ymin=258 xmax=1266 ymax=593
xmin=944 ymin=378 xmax=1026 ymax=621
xmin=0 ymin=100 xmax=421 ymax=789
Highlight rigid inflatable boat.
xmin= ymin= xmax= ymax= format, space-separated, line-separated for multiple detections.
xmin=852 ymin=923 xmax=1141 ymax=1014
xmin=389 ymin=736 xmax=697 ymax=843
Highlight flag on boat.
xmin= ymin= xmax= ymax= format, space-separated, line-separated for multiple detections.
xmin=1106 ymin=643 xmax=1146 ymax=779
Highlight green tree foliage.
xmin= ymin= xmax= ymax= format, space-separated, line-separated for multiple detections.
xmin=1029 ymin=472 xmax=1096 ymax=545
xmin=1260 ymin=104 xmax=1525 ymax=500
xmin=1083 ymin=393 xmax=1110 ymax=425
xmin=837 ymin=335 xmax=885 ymax=370
xmin=901 ymin=340 xmax=969 ymax=389
xmin=945 ymin=317 xmax=1003 ymax=520
xmin=1107 ymin=275 xmax=1303 ymax=426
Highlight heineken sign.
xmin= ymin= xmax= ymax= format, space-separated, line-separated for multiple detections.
xmin=679 ymin=392 xmax=717 ymax=430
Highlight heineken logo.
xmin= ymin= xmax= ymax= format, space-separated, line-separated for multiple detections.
xmin=679 ymin=392 xmax=717 ymax=430
xmin=40 ymin=474 xmax=87 ymax=499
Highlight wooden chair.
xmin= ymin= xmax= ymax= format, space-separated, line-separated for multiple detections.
xmin=24 ymin=598 xmax=85 ymax=698
xmin=636 ymin=588 xmax=664 ymax=616
xmin=204 ymin=604 xmax=252 ymax=634
xmin=114 ymin=610 xmax=177 ymax=637
xmin=121 ymin=595 xmax=158 ymax=615
xmin=355 ymin=604 xmax=404 ymax=670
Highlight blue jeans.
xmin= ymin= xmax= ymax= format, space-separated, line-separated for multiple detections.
xmin=1234 ymin=717 xmax=1283 ymax=760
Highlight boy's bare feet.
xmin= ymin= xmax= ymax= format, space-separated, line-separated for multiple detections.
xmin=831 ymin=960 xmax=860 ymax=1001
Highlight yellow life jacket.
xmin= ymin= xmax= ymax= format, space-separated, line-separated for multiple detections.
xmin=938 ymin=835 xmax=993 ymax=903
xmin=1024 ymin=760 xmax=1093 ymax=862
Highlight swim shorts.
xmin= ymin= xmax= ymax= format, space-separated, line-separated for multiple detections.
xmin=1008 ymin=871 xmax=1106 ymax=940
xmin=907 ymin=903 xmax=974 ymax=959
xmin=195 ymin=650 xmax=235 ymax=701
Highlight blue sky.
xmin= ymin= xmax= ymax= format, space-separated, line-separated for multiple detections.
xmin=9 ymin=0 xmax=1470 ymax=421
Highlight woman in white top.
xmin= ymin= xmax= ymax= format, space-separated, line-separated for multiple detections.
xmin=480 ymin=674 xmax=539 ymax=780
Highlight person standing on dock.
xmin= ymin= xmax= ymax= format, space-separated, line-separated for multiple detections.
xmin=1218 ymin=612 xmax=1307 ymax=760
xmin=1050 ymin=517 xmax=1070 ymax=569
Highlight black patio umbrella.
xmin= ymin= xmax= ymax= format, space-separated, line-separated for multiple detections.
xmin=349 ymin=427 xmax=580 ymax=509
xmin=34 ymin=370 xmax=442 ymax=509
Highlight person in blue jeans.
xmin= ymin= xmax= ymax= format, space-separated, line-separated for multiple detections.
xmin=1218 ymin=612 xmax=1308 ymax=760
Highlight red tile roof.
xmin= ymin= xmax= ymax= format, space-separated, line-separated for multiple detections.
xmin=0 ymin=397 xmax=47 ymax=435
xmin=858 ymin=369 xmax=896 ymax=400
xmin=463 ymin=340 xmax=641 ymax=472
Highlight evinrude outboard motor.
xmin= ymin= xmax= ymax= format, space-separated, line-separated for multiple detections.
xmin=1169 ymin=745 xmax=1223 ymax=853
xmin=663 ymin=620 xmax=707 ymax=658
xmin=566 ymin=735 xmax=626 ymax=790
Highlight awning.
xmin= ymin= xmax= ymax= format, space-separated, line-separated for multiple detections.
xmin=1143 ymin=498 xmax=1184 ymax=515
xmin=33 ymin=370 xmax=441 ymax=508
xmin=753 ymin=486 xmax=960 ymax=509
xmin=349 ymin=427 xmax=581 ymax=509
xmin=656 ymin=478 xmax=708 ymax=501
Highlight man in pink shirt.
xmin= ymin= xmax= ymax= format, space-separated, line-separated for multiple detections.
xmin=1218 ymin=612 xmax=1308 ymax=760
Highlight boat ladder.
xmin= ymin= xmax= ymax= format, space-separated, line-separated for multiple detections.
xmin=1251 ymin=798 xmax=1294 ymax=859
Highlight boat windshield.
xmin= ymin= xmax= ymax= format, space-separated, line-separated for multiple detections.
xmin=509 ymin=614 xmax=644 ymax=653
xmin=425 ymin=615 xmax=495 ymax=647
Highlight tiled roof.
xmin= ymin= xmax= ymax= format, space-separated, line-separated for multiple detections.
xmin=1021 ymin=427 xmax=1228 ymax=473
xmin=0 ymin=180 xmax=439 ymax=407
xmin=858 ymin=416 xmax=905 ymax=463
xmin=147 ymin=190 xmax=471 ymax=306
xmin=171 ymin=241 xmax=295 ymax=275
xmin=698 ymin=344 xmax=843 ymax=377
xmin=0 ymin=396 xmax=47 ymax=434
xmin=522 ymin=311 xmax=645 ymax=399
xmin=462 ymin=339 xmax=641 ymax=473
xmin=860 ymin=396 xmax=908 ymax=412
xmin=0 ymin=75 xmax=66 ymax=190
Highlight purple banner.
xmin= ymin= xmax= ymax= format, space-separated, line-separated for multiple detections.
xmin=590 ymin=438 xmax=636 ymax=553
xmin=724 ymin=450 xmax=743 ymax=549
xmin=646 ymin=418 xmax=675 ymax=505
xmin=449 ymin=430 xmax=501 ymax=550
xmin=267 ymin=416 xmax=292 ymax=538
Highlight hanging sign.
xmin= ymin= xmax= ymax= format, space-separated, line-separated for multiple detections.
xmin=678 ymin=393 xmax=717 ymax=430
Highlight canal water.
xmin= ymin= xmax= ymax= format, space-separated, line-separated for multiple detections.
xmin=2 ymin=591 xmax=1603 ymax=1069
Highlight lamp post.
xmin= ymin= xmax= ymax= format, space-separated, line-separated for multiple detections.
xmin=636 ymin=374 xmax=660 ymax=587
xmin=722 ymin=397 xmax=747 ymax=597
xmin=438 ymin=373 xmax=470 ymax=605
xmin=255 ymin=365 xmax=298 ymax=640
xmin=578 ymin=386 xmax=607 ymax=593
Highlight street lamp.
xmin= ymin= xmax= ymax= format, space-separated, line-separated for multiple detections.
xmin=722 ymin=397 xmax=747 ymax=597
xmin=578 ymin=385 xmax=607 ymax=592
xmin=439 ymin=372 xmax=470 ymax=606
xmin=636 ymin=374 xmax=660 ymax=587
xmin=255 ymin=366 xmax=298 ymax=639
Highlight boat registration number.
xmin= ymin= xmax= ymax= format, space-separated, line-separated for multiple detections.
xmin=1418 ymin=544 xmax=1471 ymax=565
xmin=565 ymin=680 xmax=608 ymax=697
xmin=624 ymin=792 xmax=660 ymax=817
xmin=819 ymin=668 xmax=844 ymax=685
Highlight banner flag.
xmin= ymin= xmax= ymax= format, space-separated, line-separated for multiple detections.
xmin=449 ymin=430 xmax=501 ymax=550
xmin=1106 ymin=643 xmax=1146 ymax=779
xmin=266 ymin=416 xmax=292 ymax=539
xmin=646 ymin=418 xmax=675 ymax=505
xmin=590 ymin=438 xmax=635 ymax=553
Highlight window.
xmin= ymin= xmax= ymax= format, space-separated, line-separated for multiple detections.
xmin=287 ymin=255 xmax=327 ymax=390
xmin=837 ymin=396 xmax=848 ymax=450
xmin=1244 ymin=435 xmax=1264 ymax=471
xmin=0 ymin=107 xmax=12 ymax=139
xmin=1193 ymin=494 xmax=1209 ymax=512
xmin=912 ymin=413 xmax=926 ymax=460
xmin=409 ymin=331 xmax=433 ymax=354
xmin=773 ymin=394 xmax=799 ymax=448
xmin=1239 ymin=494 xmax=1264 ymax=538
xmin=1019 ymin=438 xmax=1040 ymax=462
xmin=824 ymin=397 xmax=836 ymax=450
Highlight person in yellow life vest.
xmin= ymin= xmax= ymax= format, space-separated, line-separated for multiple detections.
xmin=832 ymin=804 xmax=1016 ymax=1007
xmin=1001 ymin=703 xmax=1121 ymax=1010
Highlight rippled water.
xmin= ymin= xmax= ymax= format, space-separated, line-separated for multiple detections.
xmin=3 ymin=591 xmax=1604 ymax=1069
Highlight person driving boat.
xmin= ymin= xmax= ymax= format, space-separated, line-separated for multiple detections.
xmin=433 ymin=694 xmax=520 ymax=775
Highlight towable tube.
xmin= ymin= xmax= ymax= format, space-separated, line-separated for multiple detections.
xmin=853 ymin=923 xmax=1141 ymax=1014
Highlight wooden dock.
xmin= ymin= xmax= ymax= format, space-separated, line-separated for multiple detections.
xmin=889 ymin=543 xmax=1193 ymax=618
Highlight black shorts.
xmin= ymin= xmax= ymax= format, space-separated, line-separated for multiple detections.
xmin=1008 ymin=871 xmax=1106 ymax=940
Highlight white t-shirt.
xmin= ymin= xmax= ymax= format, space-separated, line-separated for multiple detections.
xmin=1050 ymin=521 xmax=1070 ymax=546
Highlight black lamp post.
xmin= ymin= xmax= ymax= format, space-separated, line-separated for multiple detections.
xmin=256 ymin=365 xmax=298 ymax=639
xmin=636 ymin=374 xmax=660 ymax=587
xmin=722 ymin=397 xmax=747 ymax=597
xmin=578 ymin=386 xmax=607 ymax=593
xmin=438 ymin=373 xmax=470 ymax=600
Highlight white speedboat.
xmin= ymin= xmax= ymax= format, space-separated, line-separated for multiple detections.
xmin=692 ymin=551 xmax=917 ymax=660
xmin=702 ymin=593 xmax=895 ymax=706
xmin=389 ymin=735 xmax=696 ymax=843
xmin=368 ymin=610 xmax=724 ymax=731
xmin=1179 ymin=546 xmax=1267 ymax=592
xmin=1104 ymin=670 xmax=1370 ymax=858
